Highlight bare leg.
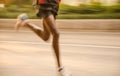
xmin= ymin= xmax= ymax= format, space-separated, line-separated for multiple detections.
xmin=26 ymin=15 xmax=61 ymax=68
xmin=24 ymin=17 xmax=61 ymax=68
xmin=24 ymin=19 xmax=50 ymax=41
xmin=43 ymin=14 xmax=61 ymax=68
xmin=15 ymin=13 xmax=61 ymax=68
xmin=15 ymin=13 xmax=71 ymax=76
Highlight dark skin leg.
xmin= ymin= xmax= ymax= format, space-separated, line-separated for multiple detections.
xmin=23 ymin=14 xmax=61 ymax=68
xmin=44 ymin=14 xmax=61 ymax=68
xmin=25 ymin=19 xmax=50 ymax=41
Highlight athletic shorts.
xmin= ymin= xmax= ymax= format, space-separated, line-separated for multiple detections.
xmin=36 ymin=3 xmax=59 ymax=18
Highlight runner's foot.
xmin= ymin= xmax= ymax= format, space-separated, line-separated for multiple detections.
xmin=15 ymin=13 xmax=29 ymax=30
xmin=58 ymin=67 xmax=72 ymax=76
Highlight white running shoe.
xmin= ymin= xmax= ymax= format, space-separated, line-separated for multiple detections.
xmin=58 ymin=67 xmax=72 ymax=76
xmin=18 ymin=13 xmax=28 ymax=20
xmin=15 ymin=13 xmax=29 ymax=30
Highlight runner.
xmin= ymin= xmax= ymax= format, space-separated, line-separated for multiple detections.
xmin=15 ymin=0 xmax=71 ymax=76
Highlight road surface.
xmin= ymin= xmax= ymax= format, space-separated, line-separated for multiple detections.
xmin=0 ymin=30 xmax=120 ymax=76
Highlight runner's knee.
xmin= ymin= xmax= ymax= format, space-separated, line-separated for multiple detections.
xmin=53 ymin=31 xmax=59 ymax=38
xmin=44 ymin=35 xmax=50 ymax=41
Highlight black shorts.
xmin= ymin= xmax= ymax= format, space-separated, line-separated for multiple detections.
xmin=36 ymin=3 xmax=59 ymax=18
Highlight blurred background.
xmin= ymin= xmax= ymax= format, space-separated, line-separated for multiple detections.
xmin=0 ymin=1 xmax=120 ymax=76
xmin=0 ymin=0 xmax=120 ymax=19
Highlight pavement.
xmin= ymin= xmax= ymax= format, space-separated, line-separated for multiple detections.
xmin=0 ymin=19 xmax=120 ymax=31
xmin=0 ymin=29 xmax=120 ymax=76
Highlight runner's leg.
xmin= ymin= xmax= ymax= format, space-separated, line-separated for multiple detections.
xmin=43 ymin=14 xmax=61 ymax=68
xmin=24 ymin=19 xmax=50 ymax=41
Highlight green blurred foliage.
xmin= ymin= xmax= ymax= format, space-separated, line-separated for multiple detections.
xmin=106 ymin=4 xmax=120 ymax=13
xmin=59 ymin=2 xmax=120 ymax=14
xmin=0 ymin=1 xmax=120 ymax=19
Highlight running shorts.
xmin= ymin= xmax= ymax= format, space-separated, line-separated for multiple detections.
xmin=36 ymin=0 xmax=60 ymax=18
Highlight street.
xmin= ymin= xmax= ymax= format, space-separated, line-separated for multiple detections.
xmin=0 ymin=30 xmax=120 ymax=76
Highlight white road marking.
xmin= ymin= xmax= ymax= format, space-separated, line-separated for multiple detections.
xmin=0 ymin=40 xmax=120 ymax=49
xmin=0 ymin=30 xmax=120 ymax=34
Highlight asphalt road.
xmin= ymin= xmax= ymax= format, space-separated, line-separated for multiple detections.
xmin=0 ymin=30 xmax=120 ymax=76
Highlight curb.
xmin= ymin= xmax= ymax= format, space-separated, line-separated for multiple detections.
xmin=0 ymin=19 xmax=120 ymax=31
